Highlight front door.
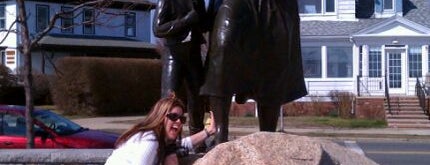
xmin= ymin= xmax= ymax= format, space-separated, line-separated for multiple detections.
xmin=386 ymin=49 xmax=406 ymax=94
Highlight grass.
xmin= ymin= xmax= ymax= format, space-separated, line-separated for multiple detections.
xmin=307 ymin=116 xmax=387 ymax=128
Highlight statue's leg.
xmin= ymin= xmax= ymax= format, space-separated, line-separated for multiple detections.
xmin=161 ymin=52 xmax=181 ymax=98
xmin=209 ymin=96 xmax=231 ymax=144
xmin=257 ymin=101 xmax=281 ymax=132
xmin=185 ymin=42 xmax=206 ymax=135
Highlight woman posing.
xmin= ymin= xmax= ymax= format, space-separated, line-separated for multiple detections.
xmin=105 ymin=95 xmax=216 ymax=165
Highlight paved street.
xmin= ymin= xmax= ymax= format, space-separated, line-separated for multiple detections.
xmin=336 ymin=139 xmax=430 ymax=165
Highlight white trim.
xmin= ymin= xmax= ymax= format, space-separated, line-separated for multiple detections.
xmin=362 ymin=45 xmax=369 ymax=77
xmin=353 ymin=17 xmax=430 ymax=37
xmin=299 ymin=0 xmax=337 ymax=15
xmin=353 ymin=44 xmax=360 ymax=93
xmin=322 ymin=46 xmax=327 ymax=78
xmin=424 ymin=45 xmax=429 ymax=74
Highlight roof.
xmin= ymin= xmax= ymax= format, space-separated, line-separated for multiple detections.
xmin=36 ymin=34 xmax=159 ymax=58
xmin=300 ymin=0 xmax=430 ymax=38
xmin=0 ymin=0 xmax=156 ymax=10
xmin=403 ymin=0 xmax=430 ymax=28
xmin=301 ymin=19 xmax=386 ymax=37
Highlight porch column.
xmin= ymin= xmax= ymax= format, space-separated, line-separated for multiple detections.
xmin=322 ymin=46 xmax=327 ymax=78
xmin=362 ymin=45 xmax=369 ymax=77
xmin=423 ymin=45 xmax=429 ymax=76
xmin=353 ymin=44 xmax=360 ymax=94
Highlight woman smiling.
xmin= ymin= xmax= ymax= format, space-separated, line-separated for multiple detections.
xmin=105 ymin=94 xmax=216 ymax=165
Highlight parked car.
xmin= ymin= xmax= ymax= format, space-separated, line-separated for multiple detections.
xmin=0 ymin=105 xmax=118 ymax=148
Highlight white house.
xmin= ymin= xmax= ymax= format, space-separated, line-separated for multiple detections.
xmin=300 ymin=0 xmax=430 ymax=97
xmin=2 ymin=0 xmax=429 ymax=98
xmin=0 ymin=0 xmax=157 ymax=74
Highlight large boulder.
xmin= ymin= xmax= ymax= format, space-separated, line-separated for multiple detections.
xmin=191 ymin=132 xmax=378 ymax=165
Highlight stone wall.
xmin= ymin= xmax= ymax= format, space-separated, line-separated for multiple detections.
xmin=0 ymin=149 xmax=112 ymax=164
xmin=230 ymin=97 xmax=385 ymax=120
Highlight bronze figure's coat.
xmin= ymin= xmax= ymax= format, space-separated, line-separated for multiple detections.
xmin=202 ymin=0 xmax=307 ymax=104
xmin=202 ymin=0 xmax=307 ymax=144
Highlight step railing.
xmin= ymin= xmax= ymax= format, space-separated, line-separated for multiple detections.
xmin=384 ymin=74 xmax=391 ymax=115
xmin=357 ymin=75 xmax=391 ymax=113
xmin=415 ymin=78 xmax=430 ymax=119
xmin=356 ymin=75 xmax=384 ymax=96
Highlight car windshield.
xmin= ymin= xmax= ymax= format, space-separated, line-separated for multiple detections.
xmin=34 ymin=110 xmax=84 ymax=135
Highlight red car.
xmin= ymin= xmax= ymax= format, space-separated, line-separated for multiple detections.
xmin=0 ymin=105 xmax=119 ymax=148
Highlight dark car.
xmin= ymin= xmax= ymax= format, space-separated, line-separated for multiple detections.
xmin=0 ymin=105 xmax=118 ymax=148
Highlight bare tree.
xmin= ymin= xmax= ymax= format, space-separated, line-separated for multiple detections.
xmin=13 ymin=0 xmax=125 ymax=148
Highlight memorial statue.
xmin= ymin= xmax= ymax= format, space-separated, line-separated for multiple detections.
xmin=201 ymin=0 xmax=308 ymax=144
xmin=152 ymin=0 xmax=208 ymax=148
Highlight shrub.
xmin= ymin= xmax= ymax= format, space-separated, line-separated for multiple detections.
xmin=0 ymin=65 xmax=17 ymax=87
xmin=15 ymin=67 xmax=54 ymax=105
xmin=0 ymin=65 xmax=24 ymax=105
xmin=329 ymin=90 xmax=355 ymax=119
xmin=52 ymin=57 xmax=162 ymax=116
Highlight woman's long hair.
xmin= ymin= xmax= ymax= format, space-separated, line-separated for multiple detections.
xmin=114 ymin=94 xmax=185 ymax=160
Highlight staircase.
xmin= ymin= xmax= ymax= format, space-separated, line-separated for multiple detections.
xmin=385 ymin=96 xmax=430 ymax=128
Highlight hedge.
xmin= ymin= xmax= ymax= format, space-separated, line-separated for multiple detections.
xmin=52 ymin=57 xmax=162 ymax=116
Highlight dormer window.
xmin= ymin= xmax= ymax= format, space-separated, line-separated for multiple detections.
xmin=384 ymin=0 xmax=394 ymax=10
xmin=83 ymin=8 xmax=95 ymax=34
xmin=299 ymin=0 xmax=335 ymax=14
xmin=0 ymin=5 xmax=5 ymax=29
xmin=125 ymin=12 xmax=136 ymax=37
xmin=36 ymin=5 xmax=49 ymax=32
xmin=61 ymin=6 xmax=73 ymax=33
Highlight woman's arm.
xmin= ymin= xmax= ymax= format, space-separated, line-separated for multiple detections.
xmin=182 ymin=111 xmax=216 ymax=148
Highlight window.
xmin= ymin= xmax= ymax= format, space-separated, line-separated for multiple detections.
xmin=369 ymin=47 xmax=382 ymax=77
xmin=2 ymin=113 xmax=27 ymax=136
xmin=125 ymin=12 xmax=136 ymax=37
xmin=1 ymin=113 xmax=41 ymax=136
xmin=383 ymin=0 xmax=394 ymax=10
xmin=83 ymin=9 xmax=95 ymax=34
xmin=298 ymin=0 xmax=335 ymax=14
xmin=0 ymin=5 xmax=5 ymax=29
xmin=327 ymin=46 xmax=352 ymax=78
xmin=1 ymin=51 xmax=4 ymax=65
xmin=61 ymin=6 xmax=73 ymax=33
xmin=408 ymin=46 xmax=422 ymax=78
xmin=302 ymin=47 xmax=322 ymax=78
xmin=36 ymin=5 xmax=49 ymax=32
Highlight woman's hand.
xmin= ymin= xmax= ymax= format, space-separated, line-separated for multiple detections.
xmin=206 ymin=111 xmax=216 ymax=136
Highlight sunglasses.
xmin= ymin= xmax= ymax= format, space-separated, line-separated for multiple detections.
xmin=166 ymin=113 xmax=187 ymax=124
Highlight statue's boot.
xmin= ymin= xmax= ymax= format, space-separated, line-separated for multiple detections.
xmin=209 ymin=96 xmax=231 ymax=146
xmin=187 ymin=94 xmax=206 ymax=153
xmin=257 ymin=102 xmax=281 ymax=132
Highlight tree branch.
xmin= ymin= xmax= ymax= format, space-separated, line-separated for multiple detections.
xmin=0 ymin=19 xmax=18 ymax=45
xmin=30 ymin=0 xmax=114 ymax=48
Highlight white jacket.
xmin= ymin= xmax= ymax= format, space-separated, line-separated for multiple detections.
xmin=105 ymin=130 xmax=192 ymax=165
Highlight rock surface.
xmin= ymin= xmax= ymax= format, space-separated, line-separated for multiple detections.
xmin=190 ymin=132 xmax=378 ymax=165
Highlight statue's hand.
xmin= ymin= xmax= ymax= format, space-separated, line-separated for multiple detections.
xmin=184 ymin=10 xmax=199 ymax=26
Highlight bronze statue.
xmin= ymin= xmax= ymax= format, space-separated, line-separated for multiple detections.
xmin=202 ymin=0 xmax=308 ymax=144
xmin=153 ymin=0 xmax=208 ymax=142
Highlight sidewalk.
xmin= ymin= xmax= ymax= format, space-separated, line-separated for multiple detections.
xmin=72 ymin=116 xmax=430 ymax=139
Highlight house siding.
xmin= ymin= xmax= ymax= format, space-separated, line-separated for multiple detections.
xmin=338 ymin=0 xmax=356 ymax=20
xmin=0 ymin=0 xmax=155 ymax=73
xmin=300 ymin=0 xmax=430 ymax=99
